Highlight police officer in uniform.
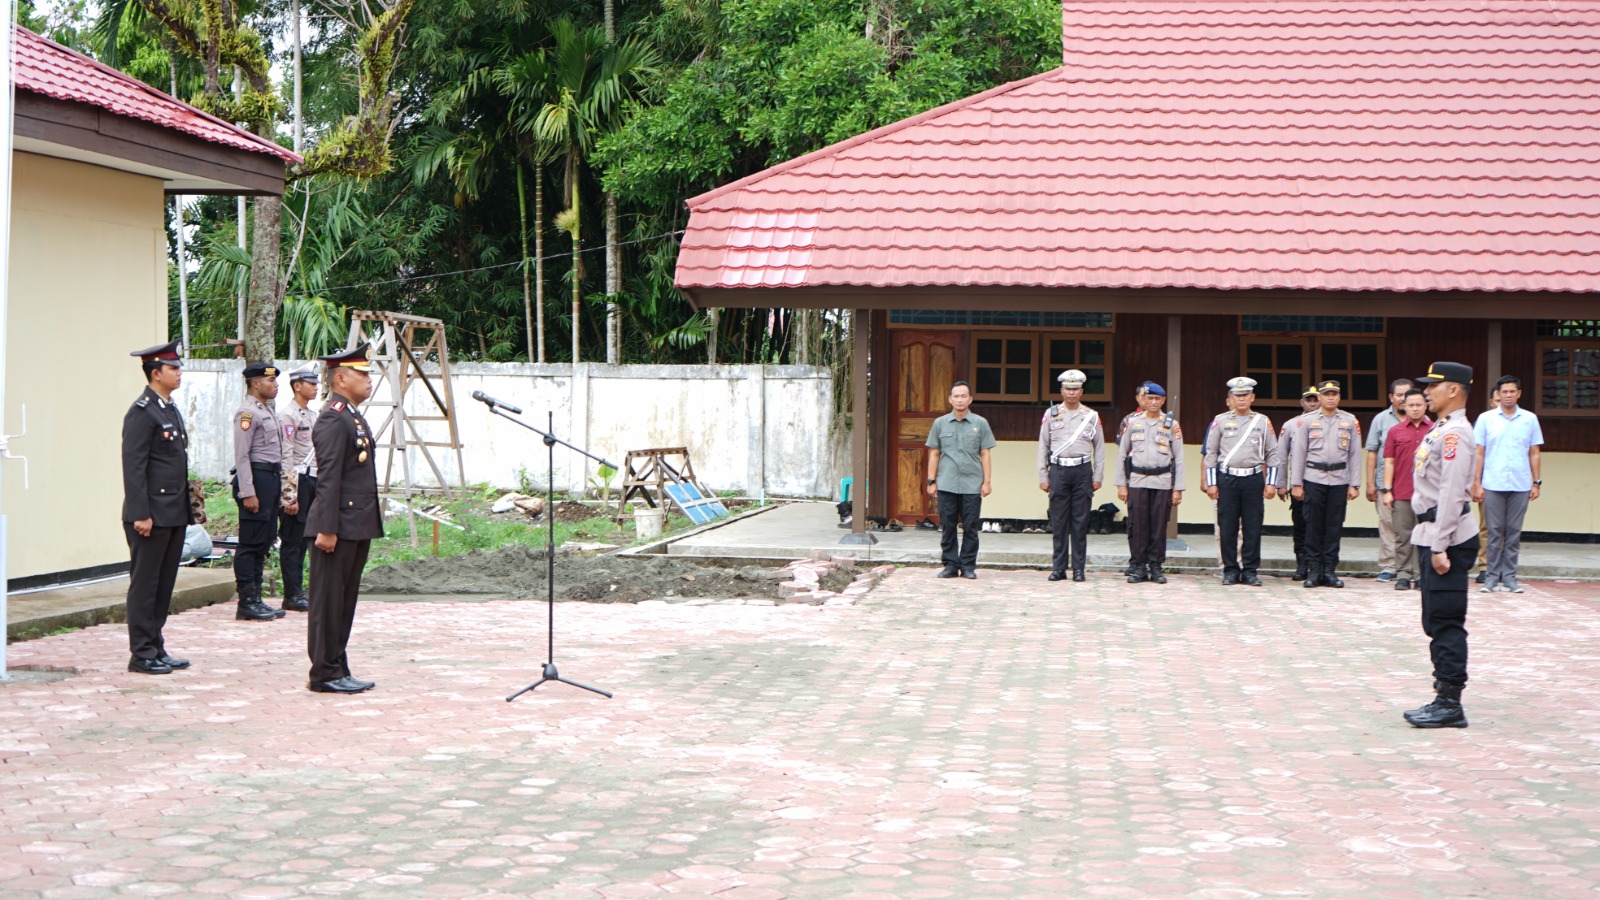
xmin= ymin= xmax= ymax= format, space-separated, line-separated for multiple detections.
xmin=277 ymin=366 xmax=319 ymax=612
xmin=1275 ymin=386 xmax=1320 ymax=579
xmin=1037 ymin=369 xmax=1105 ymax=582
xmin=1289 ymin=380 xmax=1362 ymax=588
xmin=231 ymin=362 xmax=287 ymax=620
xmin=1116 ymin=383 xmax=1184 ymax=584
xmin=1204 ymin=377 xmax=1280 ymax=586
xmin=121 ymin=341 xmax=194 ymax=674
xmin=1403 ymin=362 xmax=1478 ymax=728
xmin=305 ymin=343 xmax=384 ymax=694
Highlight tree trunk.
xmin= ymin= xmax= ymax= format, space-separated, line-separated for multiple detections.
xmin=570 ymin=173 xmax=582 ymax=365
xmin=518 ymin=162 xmax=534 ymax=361
xmin=605 ymin=192 xmax=620 ymax=364
xmin=243 ymin=193 xmax=283 ymax=361
xmin=706 ymin=308 xmax=719 ymax=364
xmin=535 ymin=163 xmax=545 ymax=363
xmin=793 ymin=308 xmax=811 ymax=365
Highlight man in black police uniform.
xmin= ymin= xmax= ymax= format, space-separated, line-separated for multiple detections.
xmin=1403 ymin=362 xmax=1479 ymax=728
xmin=305 ymin=343 xmax=384 ymax=694
xmin=231 ymin=362 xmax=287 ymax=620
xmin=121 ymin=341 xmax=194 ymax=674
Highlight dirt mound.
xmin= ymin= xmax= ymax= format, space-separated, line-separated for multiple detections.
xmin=360 ymin=546 xmax=816 ymax=603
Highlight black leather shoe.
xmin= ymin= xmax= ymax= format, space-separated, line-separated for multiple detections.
xmin=1127 ymin=569 xmax=1148 ymax=584
xmin=1148 ymin=566 xmax=1167 ymax=585
xmin=1303 ymin=567 xmax=1320 ymax=588
xmin=1072 ymin=571 xmax=1085 ymax=582
xmin=936 ymin=566 xmax=959 ymax=578
xmin=1322 ymin=573 xmax=1346 ymax=588
xmin=1048 ymin=571 xmax=1067 ymax=582
xmin=344 ymin=677 xmax=375 ymax=691
xmin=308 ymin=677 xmax=367 ymax=694
xmin=1475 ymin=570 xmax=1487 ymax=584
xmin=282 ymin=592 xmax=309 ymax=612
xmin=960 ymin=569 xmax=977 ymax=579
xmin=236 ymin=600 xmax=276 ymax=621
xmin=1222 ymin=572 xmax=1240 ymax=586
xmin=128 ymin=656 xmax=172 ymax=675
xmin=157 ymin=655 xmax=190 ymax=669
xmin=1395 ymin=578 xmax=1411 ymax=591
xmin=1241 ymin=573 xmax=1262 ymax=587
xmin=1292 ymin=562 xmax=1309 ymax=582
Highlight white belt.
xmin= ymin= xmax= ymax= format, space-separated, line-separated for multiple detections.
xmin=1052 ymin=455 xmax=1090 ymax=467
xmin=1222 ymin=466 xmax=1263 ymax=477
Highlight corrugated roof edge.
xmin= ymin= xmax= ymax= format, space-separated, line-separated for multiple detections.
xmin=684 ymin=66 xmax=1066 ymax=211
xmin=14 ymin=24 xmax=302 ymax=164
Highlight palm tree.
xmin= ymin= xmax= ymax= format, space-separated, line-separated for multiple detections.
xmin=531 ymin=18 xmax=659 ymax=364
xmin=494 ymin=50 xmax=558 ymax=363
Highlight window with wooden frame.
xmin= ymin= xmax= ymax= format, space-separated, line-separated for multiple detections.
xmin=1040 ymin=334 xmax=1112 ymax=403
xmin=1536 ymin=341 xmax=1600 ymax=416
xmin=971 ymin=333 xmax=1038 ymax=401
xmin=1240 ymin=336 xmax=1385 ymax=407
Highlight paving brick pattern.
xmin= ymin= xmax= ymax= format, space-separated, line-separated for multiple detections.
xmin=4 ymin=570 xmax=1599 ymax=897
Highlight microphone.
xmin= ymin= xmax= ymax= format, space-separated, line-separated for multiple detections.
xmin=471 ymin=390 xmax=522 ymax=415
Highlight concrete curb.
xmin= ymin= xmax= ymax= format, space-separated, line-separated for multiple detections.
xmin=7 ymin=567 xmax=236 ymax=644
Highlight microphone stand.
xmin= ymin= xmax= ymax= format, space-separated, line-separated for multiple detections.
xmin=480 ymin=402 xmax=615 ymax=701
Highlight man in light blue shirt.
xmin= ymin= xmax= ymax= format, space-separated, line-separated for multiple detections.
xmin=1472 ymin=376 xmax=1543 ymax=593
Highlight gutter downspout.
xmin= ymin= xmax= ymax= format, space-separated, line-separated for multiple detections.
xmin=1 ymin=4 xmax=19 ymax=678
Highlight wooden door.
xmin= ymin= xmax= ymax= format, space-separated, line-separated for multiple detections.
xmin=889 ymin=330 xmax=963 ymax=524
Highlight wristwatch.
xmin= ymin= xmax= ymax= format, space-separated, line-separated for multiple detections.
xmin=926 ymin=478 xmax=936 ymax=485
xmin=1377 ymin=487 xmax=1391 ymax=494
xmin=1533 ymin=480 xmax=1543 ymax=486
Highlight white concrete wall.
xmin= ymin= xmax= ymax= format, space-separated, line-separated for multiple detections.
xmin=179 ymin=361 xmax=848 ymax=500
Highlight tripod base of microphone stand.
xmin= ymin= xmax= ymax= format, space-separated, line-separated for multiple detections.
xmin=505 ymin=662 xmax=613 ymax=701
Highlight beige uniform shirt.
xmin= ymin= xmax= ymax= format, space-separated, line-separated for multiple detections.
xmin=1290 ymin=409 xmax=1362 ymax=488
xmin=232 ymin=395 xmax=283 ymax=499
xmin=1203 ymin=411 xmax=1280 ymax=487
xmin=1037 ymin=404 xmax=1106 ymax=483
xmin=279 ymin=398 xmax=318 ymax=504
xmin=1410 ymin=408 xmax=1478 ymax=553
xmin=1115 ymin=413 xmax=1184 ymax=490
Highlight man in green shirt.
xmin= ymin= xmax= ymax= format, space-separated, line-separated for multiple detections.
xmin=925 ymin=381 xmax=996 ymax=579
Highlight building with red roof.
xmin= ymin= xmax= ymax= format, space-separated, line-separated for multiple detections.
xmin=6 ymin=25 xmax=298 ymax=583
xmin=676 ymin=0 xmax=1600 ymax=539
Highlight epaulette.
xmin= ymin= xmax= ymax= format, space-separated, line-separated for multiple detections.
xmin=1045 ymin=403 xmax=1061 ymax=419
xmin=330 ymin=401 xmax=346 ymax=412
xmin=134 ymin=397 xmax=149 ymax=408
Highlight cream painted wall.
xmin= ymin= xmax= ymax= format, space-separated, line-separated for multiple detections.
xmin=4 ymin=152 xmax=167 ymax=579
xmin=987 ymin=441 xmax=1597 ymax=535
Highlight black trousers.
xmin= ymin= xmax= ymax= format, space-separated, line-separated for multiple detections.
xmin=1290 ymin=496 xmax=1307 ymax=561
xmin=1048 ymin=463 xmax=1093 ymax=574
xmin=1421 ymin=536 xmax=1478 ymax=686
xmin=1126 ymin=487 xmax=1172 ymax=568
xmin=307 ymin=537 xmax=371 ymax=683
xmin=936 ymin=491 xmax=982 ymax=572
xmin=1303 ymin=481 xmax=1349 ymax=571
xmin=278 ymin=474 xmax=317 ymax=596
xmin=233 ymin=464 xmax=281 ymax=593
xmin=1218 ymin=472 xmax=1265 ymax=576
xmin=124 ymin=523 xmax=184 ymax=660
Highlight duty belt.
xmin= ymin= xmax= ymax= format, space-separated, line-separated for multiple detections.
xmin=1052 ymin=455 xmax=1090 ymax=467
xmin=1307 ymin=461 xmax=1346 ymax=471
xmin=1129 ymin=462 xmax=1174 ymax=476
xmin=1221 ymin=466 xmax=1263 ymax=477
xmin=1416 ymin=502 xmax=1471 ymax=524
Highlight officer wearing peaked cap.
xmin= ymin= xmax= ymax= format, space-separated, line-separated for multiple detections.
xmin=1038 ymin=369 xmax=1104 ymax=582
xmin=304 ymin=343 xmax=384 ymax=694
xmin=1275 ymin=384 xmax=1321 ymax=579
xmin=1402 ymin=362 xmax=1478 ymax=728
xmin=1204 ymin=377 xmax=1280 ymax=586
xmin=1290 ymin=380 xmax=1363 ymax=588
xmin=231 ymin=361 xmax=287 ymax=621
xmin=277 ymin=366 xmax=321 ymax=613
xmin=1116 ymin=382 xmax=1184 ymax=584
xmin=121 ymin=341 xmax=194 ymax=675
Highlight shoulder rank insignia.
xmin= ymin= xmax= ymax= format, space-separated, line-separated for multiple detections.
xmin=330 ymin=401 xmax=345 ymax=412
xmin=135 ymin=397 xmax=149 ymax=408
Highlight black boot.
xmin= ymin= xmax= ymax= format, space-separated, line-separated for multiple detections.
xmin=1403 ymin=680 xmax=1443 ymax=719
xmin=1293 ymin=557 xmax=1309 ymax=582
xmin=1321 ymin=568 xmax=1345 ymax=589
xmin=257 ymin=581 xmax=287 ymax=618
xmin=1404 ymin=683 xmax=1468 ymax=728
xmin=1148 ymin=564 xmax=1167 ymax=585
xmin=1127 ymin=564 xmax=1148 ymax=584
xmin=283 ymin=587 xmax=310 ymax=612
xmin=1303 ymin=564 xmax=1320 ymax=588
xmin=235 ymin=586 xmax=275 ymax=621
xmin=1072 ymin=568 xmax=1085 ymax=582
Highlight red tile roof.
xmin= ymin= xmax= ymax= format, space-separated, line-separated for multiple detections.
xmin=677 ymin=0 xmax=1600 ymax=295
xmin=12 ymin=25 xmax=299 ymax=163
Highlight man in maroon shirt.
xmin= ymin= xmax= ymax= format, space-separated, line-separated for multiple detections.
xmin=1380 ymin=389 xmax=1434 ymax=590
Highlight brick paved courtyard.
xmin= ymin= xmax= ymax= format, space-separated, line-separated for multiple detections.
xmin=4 ymin=569 xmax=1599 ymax=898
